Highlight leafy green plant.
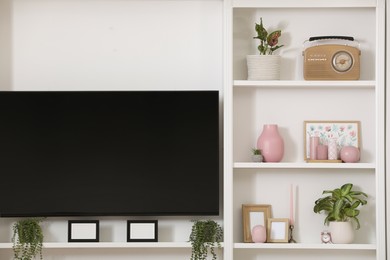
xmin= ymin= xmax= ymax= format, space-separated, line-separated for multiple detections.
xmin=253 ymin=18 xmax=284 ymax=55
xmin=12 ymin=218 xmax=44 ymax=260
xmin=252 ymin=148 xmax=262 ymax=155
xmin=313 ymin=183 xmax=368 ymax=229
xmin=189 ymin=220 xmax=223 ymax=260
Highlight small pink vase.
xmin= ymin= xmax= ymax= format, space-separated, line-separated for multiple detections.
xmin=340 ymin=146 xmax=360 ymax=163
xmin=257 ymin=124 xmax=284 ymax=162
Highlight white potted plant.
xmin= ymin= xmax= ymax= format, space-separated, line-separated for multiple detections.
xmin=313 ymin=183 xmax=368 ymax=244
xmin=247 ymin=18 xmax=284 ymax=80
xmin=251 ymin=148 xmax=263 ymax=162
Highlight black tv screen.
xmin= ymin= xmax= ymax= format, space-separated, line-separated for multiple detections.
xmin=0 ymin=91 xmax=220 ymax=217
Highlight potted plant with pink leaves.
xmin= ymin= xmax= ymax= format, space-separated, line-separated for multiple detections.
xmin=247 ymin=18 xmax=284 ymax=80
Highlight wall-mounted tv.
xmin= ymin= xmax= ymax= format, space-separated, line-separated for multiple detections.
xmin=0 ymin=91 xmax=220 ymax=217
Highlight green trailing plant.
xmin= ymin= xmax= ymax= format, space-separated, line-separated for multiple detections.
xmin=313 ymin=183 xmax=368 ymax=229
xmin=189 ymin=220 xmax=223 ymax=260
xmin=252 ymin=148 xmax=262 ymax=155
xmin=12 ymin=218 xmax=44 ymax=260
xmin=253 ymin=18 xmax=284 ymax=55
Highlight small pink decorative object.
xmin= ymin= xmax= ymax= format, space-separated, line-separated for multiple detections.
xmin=257 ymin=124 xmax=284 ymax=162
xmin=310 ymin=136 xmax=319 ymax=160
xmin=340 ymin=146 xmax=360 ymax=163
xmin=251 ymin=225 xmax=267 ymax=243
xmin=328 ymin=138 xmax=338 ymax=160
xmin=316 ymin=145 xmax=328 ymax=160
xmin=289 ymin=184 xmax=295 ymax=226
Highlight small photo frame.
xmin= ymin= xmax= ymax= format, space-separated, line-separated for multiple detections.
xmin=242 ymin=204 xmax=272 ymax=242
xmin=267 ymin=218 xmax=289 ymax=243
xmin=127 ymin=220 xmax=158 ymax=242
xmin=68 ymin=220 xmax=99 ymax=242
xmin=304 ymin=120 xmax=361 ymax=161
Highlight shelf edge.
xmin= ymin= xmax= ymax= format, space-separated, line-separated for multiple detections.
xmin=233 ymin=162 xmax=376 ymax=169
xmin=233 ymin=80 xmax=376 ymax=88
xmin=233 ymin=243 xmax=376 ymax=250
xmin=0 ymin=242 xmax=194 ymax=249
xmin=232 ymin=0 xmax=377 ymax=8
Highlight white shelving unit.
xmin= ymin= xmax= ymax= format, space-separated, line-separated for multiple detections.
xmin=223 ymin=0 xmax=385 ymax=260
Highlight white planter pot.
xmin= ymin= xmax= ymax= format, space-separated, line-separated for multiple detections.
xmin=329 ymin=221 xmax=354 ymax=244
xmin=247 ymin=55 xmax=281 ymax=80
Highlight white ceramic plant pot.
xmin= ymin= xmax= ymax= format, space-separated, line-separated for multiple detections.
xmin=329 ymin=221 xmax=354 ymax=244
xmin=247 ymin=55 xmax=281 ymax=80
xmin=251 ymin=154 xmax=263 ymax=162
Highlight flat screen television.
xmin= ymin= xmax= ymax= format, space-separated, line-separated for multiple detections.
xmin=0 ymin=91 xmax=220 ymax=217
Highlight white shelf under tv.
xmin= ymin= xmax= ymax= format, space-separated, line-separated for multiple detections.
xmin=0 ymin=242 xmax=192 ymax=249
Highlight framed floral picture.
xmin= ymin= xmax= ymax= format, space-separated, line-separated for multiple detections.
xmin=304 ymin=121 xmax=360 ymax=161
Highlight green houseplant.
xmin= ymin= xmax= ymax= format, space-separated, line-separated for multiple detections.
xmin=253 ymin=17 xmax=284 ymax=55
xmin=313 ymin=183 xmax=368 ymax=243
xmin=189 ymin=220 xmax=223 ymax=260
xmin=247 ymin=17 xmax=284 ymax=80
xmin=251 ymin=148 xmax=263 ymax=162
xmin=313 ymin=183 xmax=368 ymax=229
xmin=12 ymin=218 xmax=44 ymax=260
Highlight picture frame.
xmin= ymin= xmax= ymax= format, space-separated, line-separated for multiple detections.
xmin=267 ymin=218 xmax=289 ymax=243
xmin=127 ymin=220 xmax=158 ymax=242
xmin=242 ymin=204 xmax=272 ymax=242
xmin=68 ymin=220 xmax=99 ymax=242
xmin=304 ymin=120 xmax=361 ymax=161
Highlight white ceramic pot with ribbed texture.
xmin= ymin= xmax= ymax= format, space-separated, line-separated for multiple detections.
xmin=247 ymin=55 xmax=281 ymax=80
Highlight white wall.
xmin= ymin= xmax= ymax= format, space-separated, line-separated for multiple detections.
xmin=11 ymin=0 xmax=223 ymax=91
xmin=0 ymin=0 xmax=12 ymax=89
xmin=0 ymin=0 xmax=224 ymax=259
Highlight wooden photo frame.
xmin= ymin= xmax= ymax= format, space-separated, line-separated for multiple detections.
xmin=267 ymin=218 xmax=289 ymax=243
xmin=304 ymin=120 xmax=361 ymax=161
xmin=242 ymin=204 xmax=272 ymax=242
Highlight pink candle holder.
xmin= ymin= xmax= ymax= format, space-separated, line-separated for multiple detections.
xmin=316 ymin=145 xmax=328 ymax=160
xmin=310 ymin=136 xmax=319 ymax=160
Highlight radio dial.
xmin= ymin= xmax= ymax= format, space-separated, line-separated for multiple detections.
xmin=332 ymin=51 xmax=353 ymax=72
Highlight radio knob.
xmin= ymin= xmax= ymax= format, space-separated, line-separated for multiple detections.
xmin=332 ymin=51 xmax=353 ymax=72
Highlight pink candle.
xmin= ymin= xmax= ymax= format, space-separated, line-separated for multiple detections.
xmin=290 ymin=184 xmax=294 ymax=226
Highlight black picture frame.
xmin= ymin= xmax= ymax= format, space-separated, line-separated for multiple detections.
xmin=127 ymin=220 xmax=158 ymax=242
xmin=68 ymin=220 xmax=99 ymax=242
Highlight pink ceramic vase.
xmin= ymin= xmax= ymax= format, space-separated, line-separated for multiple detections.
xmin=257 ymin=124 xmax=284 ymax=162
xmin=340 ymin=146 xmax=360 ymax=163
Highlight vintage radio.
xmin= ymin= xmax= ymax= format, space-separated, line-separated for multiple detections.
xmin=303 ymin=36 xmax=360 ymax=80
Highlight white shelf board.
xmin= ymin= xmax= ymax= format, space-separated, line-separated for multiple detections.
xmin=233 ymin=162 xmax=376 ymax=169
xmin=233 ymin=80 xmax=376 ymax=88
xmin=232 ymin=0 xmax=376 ymax=8
xmin=0 ymin=242 xmax=195 ymax=249
xmin=234 ymin=243 xmax=376 ymax=250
